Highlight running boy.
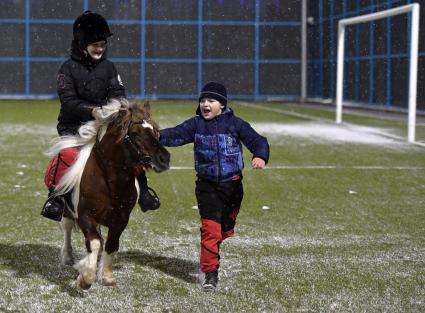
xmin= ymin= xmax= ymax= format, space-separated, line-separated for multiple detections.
xmin=41 ymin=11 xmax=160 ymax=221
xmin=159 ymin=82 xmax=270 ymax=291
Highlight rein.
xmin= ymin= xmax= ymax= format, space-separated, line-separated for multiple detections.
xmin=123 ymin=121 xmax=152 ymax=166
xmin=92 ymin=118 xmax=154 ymax=195
xmin=94 ymin=120 xmax=153 ymax=168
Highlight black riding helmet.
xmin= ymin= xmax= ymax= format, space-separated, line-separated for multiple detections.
xmin=73 ymin=10 xmax=112 ymax=49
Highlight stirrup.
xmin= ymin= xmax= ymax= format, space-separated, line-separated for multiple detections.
xmin=139 ymin=187 xmax=160 ymax=212
xmin=41 ymin=194 xmax=65 ymax=222
xmin=147 ymin=187 xmax=159 ymax=200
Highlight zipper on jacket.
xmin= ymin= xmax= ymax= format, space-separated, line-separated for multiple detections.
xmin=215 ymin=117 xmax=221 ymax=182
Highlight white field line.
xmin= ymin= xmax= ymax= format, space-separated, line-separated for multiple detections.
xmin=170 ymin=166 xmax=424 ymax=170
xmin=236 ymin=101 xmax=425 ymax=148
xmin=235 ymin=101 xmax=330 ymax=122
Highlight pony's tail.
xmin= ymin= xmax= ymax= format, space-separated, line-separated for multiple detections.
xmin=54 ymin=141 xmax=94 ymax=195
xmin=45 ymin=120 xmax=101 ymax=158
xmin=46 ymin=136 xmax=82 ymax=158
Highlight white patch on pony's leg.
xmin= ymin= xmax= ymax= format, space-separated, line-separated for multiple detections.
xmin=70 ymin=187 xmax=79 ymax=220
xmin=135 ymin=178 xmax=140 ymax=205
xmin=60 ymin=217 xmax=75 ymax=266
xmin=74 ymin=239 xmax=101 ymax=289
xmin=98 ymin=251 xmax=117 ymax=286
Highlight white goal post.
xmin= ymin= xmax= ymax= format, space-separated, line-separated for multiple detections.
xmin=335 ymin=3 xmax=420 ymax=142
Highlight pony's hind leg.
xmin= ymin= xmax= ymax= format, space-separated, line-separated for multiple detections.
xmin=60 ymin=217 xmax=75 ymax=266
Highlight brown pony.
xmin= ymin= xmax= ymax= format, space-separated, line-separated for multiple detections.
xmin=49 ymin=99 xmax=170 ymax=289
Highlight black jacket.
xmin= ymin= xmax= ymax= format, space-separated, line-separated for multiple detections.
xmin=56 ymin=40 xmax=126 ymax=135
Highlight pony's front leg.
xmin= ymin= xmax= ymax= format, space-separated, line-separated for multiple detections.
xmin=98 ymin=251 xmax=117 ymax=286
xmin=60 ymin=217 xmax=75 ymax=266
xmin=98 ymin=226 xmax=126 ymax=287
xmin=74 ymin=238 xmax=102 ymax=290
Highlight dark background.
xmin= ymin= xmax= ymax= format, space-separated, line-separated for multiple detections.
xmin=0 ymin=0 xmax=423 ymax=110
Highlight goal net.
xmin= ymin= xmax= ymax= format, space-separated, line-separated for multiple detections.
xmin=335 ymin=3 xmax=420 ymax=143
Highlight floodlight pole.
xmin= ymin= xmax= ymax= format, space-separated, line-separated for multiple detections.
xmin=335 ymin=3 xmax=420 ymax=142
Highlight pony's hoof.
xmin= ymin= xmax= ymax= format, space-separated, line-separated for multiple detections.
xmin=77 ymin=274 xmax=92 ymax=290
xmin=61 ymin=248 xmax=74 ymax=266
xmin=102 ymin=278 xmax=117 ymax=287
xmin=61 ymin=257 xmax=74 ymax=266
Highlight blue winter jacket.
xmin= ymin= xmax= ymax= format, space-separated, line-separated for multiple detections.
xmin=159 ymin=108 xmax=269 ymax=182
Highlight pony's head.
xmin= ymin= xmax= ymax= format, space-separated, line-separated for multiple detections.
xmin=111 ymin=100 xmax=170 ymax=173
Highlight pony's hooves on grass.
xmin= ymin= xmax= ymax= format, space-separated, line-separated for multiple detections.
xmin=61 ymin=258 xmax=74 ymax=266
xmin=77 ymin=275 xmax=92 ymax=290
xmin=78 ymin=281 xmax=91 ymax=290
xmin=102 ymin=279 xmax=117 ymax=287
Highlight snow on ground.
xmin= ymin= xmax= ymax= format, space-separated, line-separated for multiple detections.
xmin=0 ymin=121 xmax=405 ymax=147
xmin=0 ymin=124 xmax=56 ymax=136
xmin=252 ymin=122 xmax=403 ymax=145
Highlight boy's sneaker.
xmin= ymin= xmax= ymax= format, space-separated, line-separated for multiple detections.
xmin=202 ymin=271 xmax=218 ymax=291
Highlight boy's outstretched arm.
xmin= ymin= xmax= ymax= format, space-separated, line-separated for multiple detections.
xmin=159 ymin=117 xmax=197 ymax=147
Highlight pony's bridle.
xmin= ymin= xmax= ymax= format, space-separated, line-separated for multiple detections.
xmin=93 ymin=117 xmax=157 ymax=196
xmin=124 ymin=120 xmax=155 ymax=166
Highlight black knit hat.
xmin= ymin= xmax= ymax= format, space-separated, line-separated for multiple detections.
xmin=73 ymin=11 xmax=112 ymax=49
xmin=198 ymin=82 xmax=227 ymax=107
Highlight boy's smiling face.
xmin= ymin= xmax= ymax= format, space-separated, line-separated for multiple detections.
xmin=199 ymin=98 xmax=225 ymax=120
xmin=86 ymin=40 xmax=107 ymax=60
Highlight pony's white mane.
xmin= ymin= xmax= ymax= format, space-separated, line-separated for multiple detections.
xmin=49 ymin=98 xmax=129 ymax=203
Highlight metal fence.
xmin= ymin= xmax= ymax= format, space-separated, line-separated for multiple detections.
xmin=308 ymin=0 xmax=425 ymax=110
xmin=0 ymin=0 xmax=424 ymax=110
xmin=0 ymin=0 xmax=302 ymax=101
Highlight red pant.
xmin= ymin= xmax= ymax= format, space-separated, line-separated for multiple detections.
xmin=196 ymin=178 xmax=243 ymax=273
xmin=44 ymin=147 xmax=79 ymax=189
xmin=200 ymin=206 xmax=240 ymax=273
xmin=44 ymin=147 xmax=145 ymax=189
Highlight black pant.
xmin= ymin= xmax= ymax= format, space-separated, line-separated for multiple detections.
xmin=195 ymin=177 xmax=243 ymax=232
